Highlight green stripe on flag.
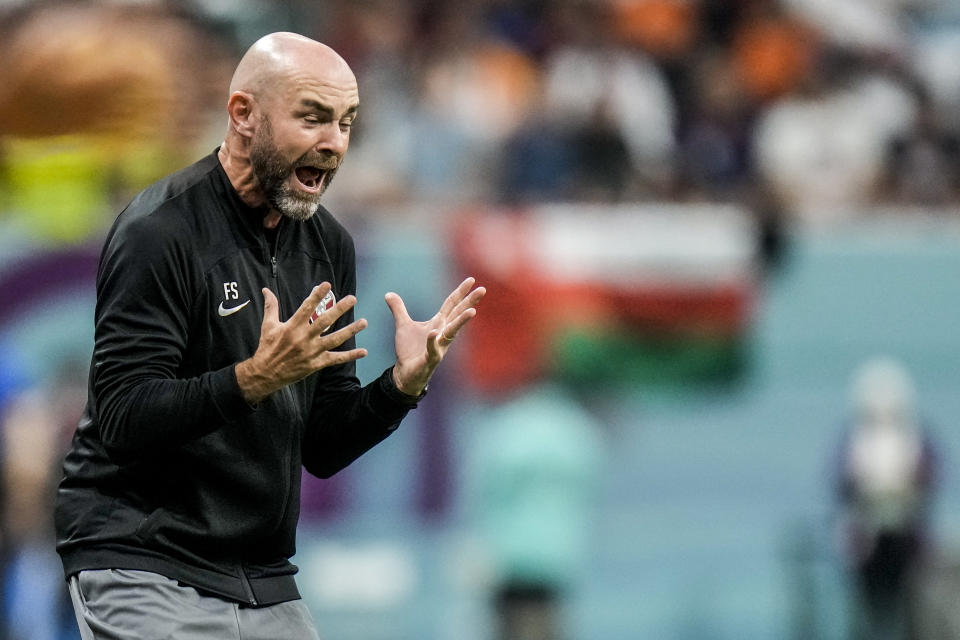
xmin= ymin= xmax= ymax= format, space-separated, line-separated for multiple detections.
xmin=553 ymin=328 xmax=748 ymax=387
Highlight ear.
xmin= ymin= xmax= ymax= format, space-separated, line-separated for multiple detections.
xmin=227 ymin=91 xmax=257 ymax=139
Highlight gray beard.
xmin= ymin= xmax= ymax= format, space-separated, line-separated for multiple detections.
xmin=249 ymin=121 xmax=337 ymax=221
xmin=270 ymin=186 xmax=323 ymax=222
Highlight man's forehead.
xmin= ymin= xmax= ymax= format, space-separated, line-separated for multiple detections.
xmin=282 ymin=74 xmax=359 ymax=110
xmin=275 ymin=55 xmax=357 ymax=97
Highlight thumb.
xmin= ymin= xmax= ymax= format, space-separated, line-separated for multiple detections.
xmin=262 ymin=288 xmax=279 ymax=326
xmin=384 ymin=292 xmax=411 ymax=327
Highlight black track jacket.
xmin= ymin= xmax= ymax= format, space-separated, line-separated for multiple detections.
xmin=55 ymin=151 xmax=420 ymax=606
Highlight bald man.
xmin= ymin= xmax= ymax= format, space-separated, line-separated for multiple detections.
xmin=54 ymin=33 xmax=484 ymax=639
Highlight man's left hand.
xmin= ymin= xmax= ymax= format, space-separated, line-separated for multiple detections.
xmin=385 ymin=277 xmax=486 ymax=397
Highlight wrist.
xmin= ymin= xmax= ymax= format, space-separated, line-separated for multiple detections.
xmin=391 ymin=365 xmax=429 ymax=398
xmin=235 ymin=357 xmax=275 ymax=405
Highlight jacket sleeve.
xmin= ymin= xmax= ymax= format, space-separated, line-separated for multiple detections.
xmin=302 ymin=367 xmax=422 ymax=478
xmin=92 ymin=210 xmax=252 ymax=463
xmin=300 ymin=233 xmax=420 ymax=478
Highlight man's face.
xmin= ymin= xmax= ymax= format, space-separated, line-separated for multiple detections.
xmin=249 ymin=70 xmax=358 ymax=221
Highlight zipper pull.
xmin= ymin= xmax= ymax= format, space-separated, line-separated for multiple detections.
xmin=271 ymin=255 xmax=277 ymax=278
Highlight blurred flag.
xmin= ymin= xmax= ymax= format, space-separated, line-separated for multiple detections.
xmin=453 ymin=203 xmax=760 ymax=392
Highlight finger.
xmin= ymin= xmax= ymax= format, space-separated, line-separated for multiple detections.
xmin=446 ymin=285 xmax=486 ymax=320
xmin=316 ymin=347 xmax=368 ymax=369
xmin=384 ymin=292 xmax=412 ymax=327
xmin=292 ymin=282 xmax=333 ymax=323
xmin=261 ymin=288 xmax=279 ymax=326
xmin=438 ymin=277 xmax=476 ymax=317
xmin=316 ymin=317 xmax=368 ymax=351
xmin=432 ymin=309 xmax=476 ymax=355
xmin=314 ymin=294 xmax=357 ymax=331
xmin=441 ymin=307 xmax=478 ymax=342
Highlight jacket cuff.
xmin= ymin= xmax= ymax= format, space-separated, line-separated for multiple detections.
xmin=209 ymin=364 xmax=258 ymax=423
xmin=375 ymin=366 xmax=425 ymax=412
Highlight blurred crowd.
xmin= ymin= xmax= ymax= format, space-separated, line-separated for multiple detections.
xmin=3 ymin=0 xmax=960 ymax=242
xmin=280 ymin=0 xmax=960 ymax=219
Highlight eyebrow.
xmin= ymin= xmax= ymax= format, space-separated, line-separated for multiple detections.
xmin=298 ymin=99 xmax=359 ymax=118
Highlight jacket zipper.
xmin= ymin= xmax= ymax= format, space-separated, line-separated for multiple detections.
xmin=269 ymin=223 xmax=280 ymax=291
xmin=270 ymin=219 xmax=282 ymax=312
xmin=267 ymin=223 xmax=294 ymax=536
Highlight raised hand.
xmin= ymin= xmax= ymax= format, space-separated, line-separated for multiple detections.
xmin=385 ymin=277 xmax=486 ymax=396
xmin=236 ymin=283 xmax=368 ymax=404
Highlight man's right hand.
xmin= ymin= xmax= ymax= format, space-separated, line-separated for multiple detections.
xmin=235 ymin=283 xmax=368 ymax=405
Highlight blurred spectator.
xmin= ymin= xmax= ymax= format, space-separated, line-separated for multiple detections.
xmin=0 ymin=348 xmax=84 ymax=640
xmin=676 ymin=51 xmax=755 ymax=199
xmin=539 ymin=1 xmax=676 ymax=195
xmin=836 ymin=357 xmax=938 ymax=640
xmin=910 ymin=21 xmax=960 ymax=134
xmin=786 ymin=0 xmax=911 ymax=54
xmin=498 ymin=86 xmax=635 ymax=203
xmin=466 ymin=383 xmax=604 ymax=640
xmin=731 ymin=0 xmax=820 ymax=104
xmin=498 ymin=8 xmax=675 ymax=202
xmin=753 ymin=48 xmax=916 ymax=219
xmin=2 ymin=391 xmax=67 ymax=640
xmin=415 ymin=33 xmax=540 ymax=200
xmin=497 ymin=95 xmax=577 ymax=203
xmin=879 ymin=84 xmax=960 ymax=207
xmin=613 ymin=0 xmax=699 ymax=62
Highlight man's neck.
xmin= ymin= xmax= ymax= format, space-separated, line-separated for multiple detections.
xmin=218 ymin=141 xmax=267 ymax=210
xmin=262 ymin=210 xmax=283 ymax=229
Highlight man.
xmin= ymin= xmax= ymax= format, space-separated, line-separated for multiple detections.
xmin=54 ymin=32 xmax=485 ymax=639
xmin=837 ymin=357 xmax=937 ymax=640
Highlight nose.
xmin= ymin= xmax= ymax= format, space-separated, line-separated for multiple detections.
xmin=316 ymin=122 xmax=349 ymax=158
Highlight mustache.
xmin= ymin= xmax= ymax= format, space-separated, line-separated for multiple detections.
xmin=295 ymin=152 xmax=340 ymax=171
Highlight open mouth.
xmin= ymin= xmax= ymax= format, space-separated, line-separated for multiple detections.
xmin=294 ymin=166 xmax=327 ymax=194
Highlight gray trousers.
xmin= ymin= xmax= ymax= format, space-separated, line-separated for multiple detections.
xmin=68 ymin=569 xmax=321 ymax=640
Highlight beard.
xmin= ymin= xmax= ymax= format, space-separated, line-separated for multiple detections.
xmin=249 ymin=117 xmax=339 ymax=221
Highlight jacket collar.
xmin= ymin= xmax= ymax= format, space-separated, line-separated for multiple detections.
xmin=210 ymin=148 xmax=273 ymax=238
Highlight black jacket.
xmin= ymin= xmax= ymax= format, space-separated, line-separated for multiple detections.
xmin=55 ymin=151 xmax=419 ymax=606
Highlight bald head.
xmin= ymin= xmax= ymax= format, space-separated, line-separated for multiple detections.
xmin=219 ymin=33 xmax=359 ymax=221
xmin=229 ymin=32 xmax=356 ymax=100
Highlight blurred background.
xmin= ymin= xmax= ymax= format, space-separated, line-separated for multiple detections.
xmin=2 ymin=0 xmax=960 ymax=638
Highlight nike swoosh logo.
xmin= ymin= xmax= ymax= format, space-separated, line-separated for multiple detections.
xmin=218 ymin=300 xmax=250 ymax=317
